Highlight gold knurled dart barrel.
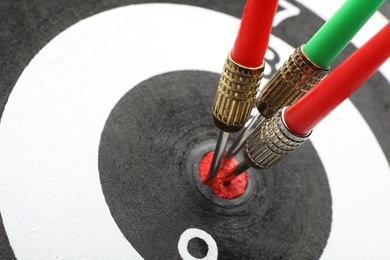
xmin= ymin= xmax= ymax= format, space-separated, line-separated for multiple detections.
xmin=256 ymin=45 xmax=329 ymax=119
xmin=244 ymin=108 xmax=310 ymax=169
xmin=212 ymin=55 xmax=264 ymax=132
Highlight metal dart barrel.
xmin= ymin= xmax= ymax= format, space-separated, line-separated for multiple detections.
xmin=256 ymin=46 xmax=328 ymax=119
xmin=223 ymin=108 xmax=310 ymax=183
xmin=208 ymin=55 xmax=264 ymax=181
xmin=223 ymin=108 xmax=311 ymax=185
xmin=212 ymin=55 xmax=264 ymax=132
xmin=244 ymin=108 xmax=310 ymax=169
xmin=223 ymin=45 xmax=328 ymax=162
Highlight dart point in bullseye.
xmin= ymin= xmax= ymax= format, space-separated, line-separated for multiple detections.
xmin=200 ymin=152 xmax=248 ymax=199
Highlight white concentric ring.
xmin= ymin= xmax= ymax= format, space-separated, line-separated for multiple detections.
xmin=178 ymin=228 xmax=218 ymax=260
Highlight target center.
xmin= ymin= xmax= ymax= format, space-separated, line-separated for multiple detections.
xmin=199 ymin=152 xmax=248 ymax=199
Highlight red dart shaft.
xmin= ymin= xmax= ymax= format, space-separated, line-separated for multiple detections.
xmin=285 ymin=22 xmax=390 ymax=136
xmin=230 ymin=0 xmax=279 ymax=68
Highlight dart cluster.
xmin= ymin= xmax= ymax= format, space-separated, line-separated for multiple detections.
xmin=208 ymin=0 xmax=389 ymax=186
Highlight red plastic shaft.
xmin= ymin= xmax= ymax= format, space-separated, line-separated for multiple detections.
xmin=230 ymin=0 xmax=279 ymax=68
xmin=284 ymin=22 xmax=390 ymax=136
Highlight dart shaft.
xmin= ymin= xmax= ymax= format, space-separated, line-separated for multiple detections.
xmin=224 ymin=113 xmax=266 ymax=163
xmin=230 ymin=0 xmax=279 ymax=67
xmin=304 ymin=0 xmax=385 ymax=68
xmin=208 ymin=131 xmax=230 ymax=181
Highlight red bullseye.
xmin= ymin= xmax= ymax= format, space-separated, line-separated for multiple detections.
xmin=199 ymin=152 xmax=248 ymax=199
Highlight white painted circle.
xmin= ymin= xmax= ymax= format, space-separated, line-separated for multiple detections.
xmin=178 ymin=228 xmax=218 ymax=260
xmin=0 ymin=2 xmax=388 ymax=259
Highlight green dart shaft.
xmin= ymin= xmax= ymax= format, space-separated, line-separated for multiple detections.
xmin=304 ymin=0 xmax=384 ymax=68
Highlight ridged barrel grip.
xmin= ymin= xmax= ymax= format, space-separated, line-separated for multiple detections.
xmin=212 ymin=55 xmax=264 ymax=132
xmin=244 ymin=108 xmax=310 ymax=169
xmin=256 ymin=45 xmax=329 ymax=119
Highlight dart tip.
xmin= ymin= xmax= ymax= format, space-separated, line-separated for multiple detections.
xmin=207 ymin=131 xmax=230 ymax=182
xmin=220 ymin=160 xmax=250 ymax=186
xmin=199 ymin=152 xmax=248 ymax=199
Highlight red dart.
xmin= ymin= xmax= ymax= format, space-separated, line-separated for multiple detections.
xmin=230 ymin=0 xmax=279 ymax=68
xmin=208 ymin=0 xmax=278 ymax=182
xmin=285 ymin=22 xmax=390 ymax=136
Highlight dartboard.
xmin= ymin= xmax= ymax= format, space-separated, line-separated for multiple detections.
xmin=0 ymin=1 xmax=389 ymax=259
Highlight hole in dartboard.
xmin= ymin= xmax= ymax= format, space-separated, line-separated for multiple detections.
xmin=187 ymin=237 xmax=209 ymax=259
xmin=99 ymin=70 xmax=332 ymax=260
xmin=187 ymin=139 xmax=256 ymax=207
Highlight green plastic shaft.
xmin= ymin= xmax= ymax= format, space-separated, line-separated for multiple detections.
xmin=304 ymin=0 xmax=384 ymax=68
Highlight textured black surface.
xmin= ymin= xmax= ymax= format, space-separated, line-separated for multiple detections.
xmin=99 ymin=71 xmax=332 ymax=259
